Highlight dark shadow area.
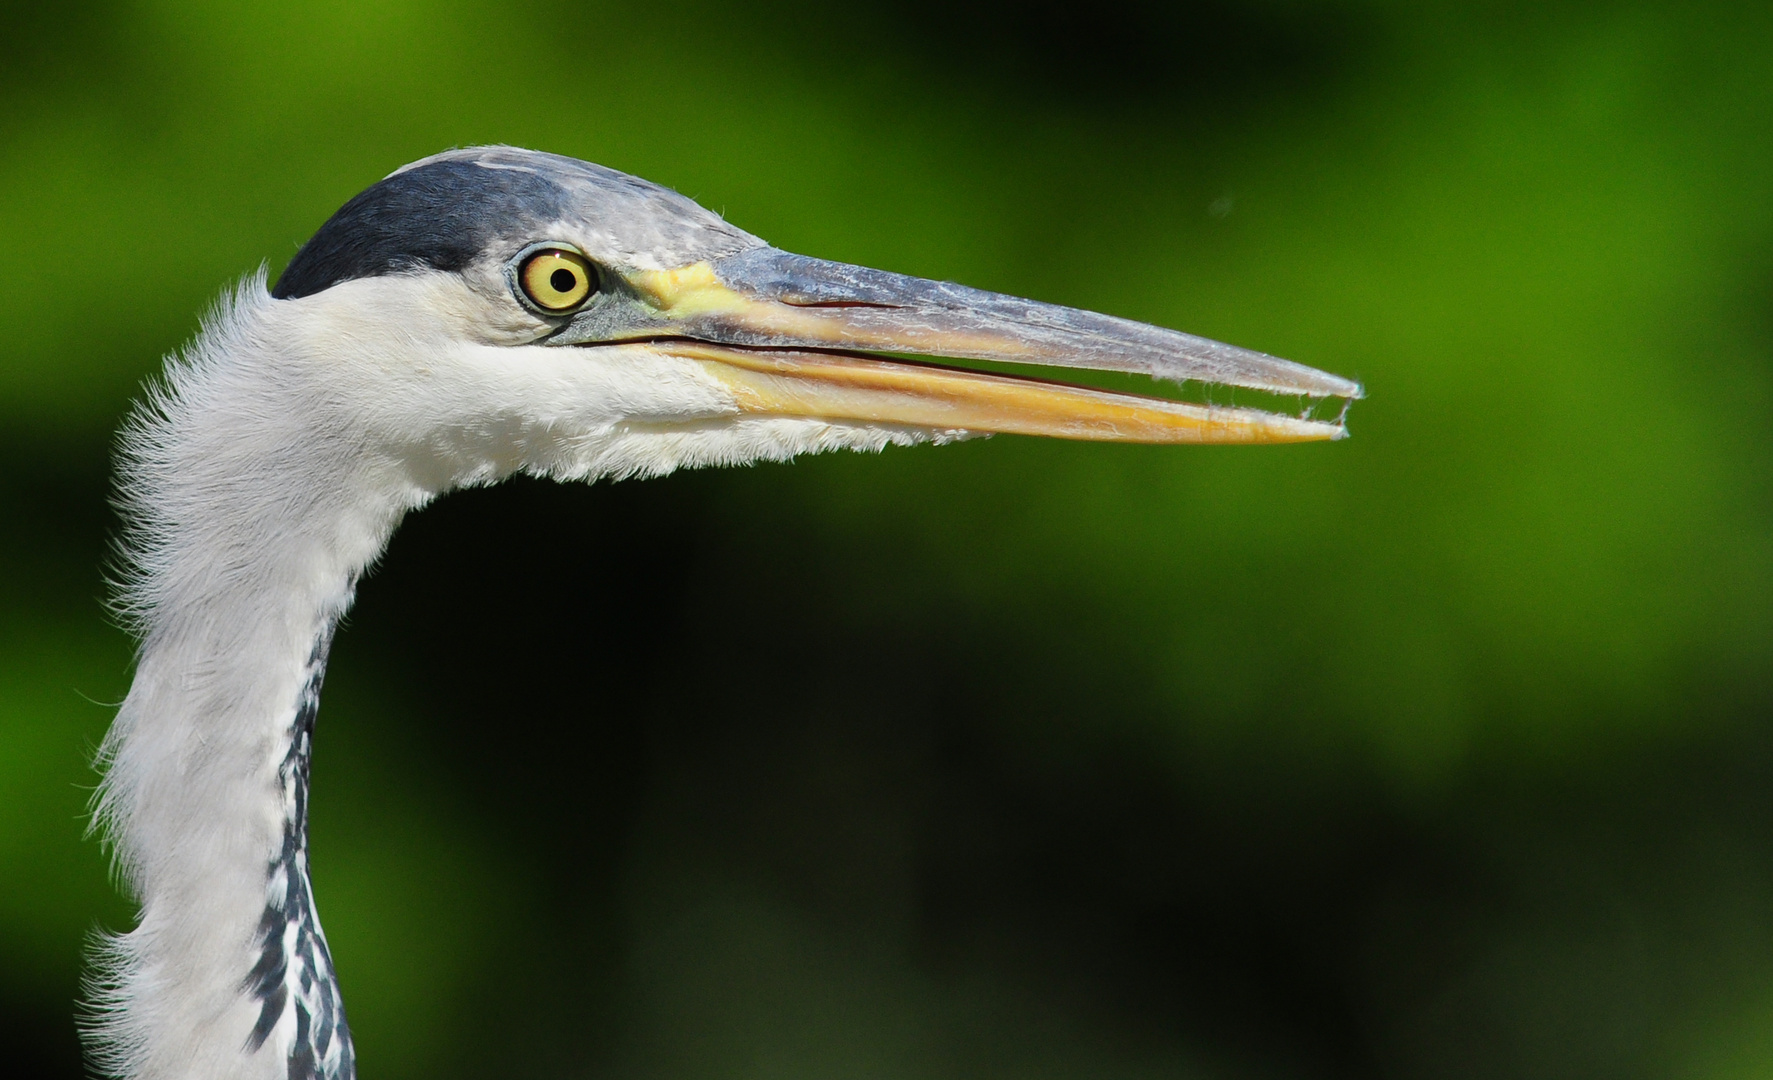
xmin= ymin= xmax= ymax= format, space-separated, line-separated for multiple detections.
xmin=0 ymin=431 xmax=117 ymax=1080
xmin=297 ymin=473 xmax=1773 ymax=1079
xmin=0 ymin=428 xmax=118 ymax=616
xmin=736 ymin=0 xmax=1374 ymax=115
xmin=0 ymin=984 xmax=85 ymax=1080
xmin=340 ymin=475 xmax=1418 ymax=1076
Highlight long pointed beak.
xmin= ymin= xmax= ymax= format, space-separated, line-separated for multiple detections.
xmin=565 ymin=247 xmax=1362 ymax=444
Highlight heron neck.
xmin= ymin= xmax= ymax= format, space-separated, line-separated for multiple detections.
xmin=92 ymin=283 xmax=414 ymax=1080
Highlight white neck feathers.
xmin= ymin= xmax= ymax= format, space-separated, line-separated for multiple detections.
xmin=92 ymin=277 xmax=421 ymax=1080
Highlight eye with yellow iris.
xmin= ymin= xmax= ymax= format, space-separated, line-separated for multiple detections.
xmin=518 ymin=248 xmax=597 ymax=312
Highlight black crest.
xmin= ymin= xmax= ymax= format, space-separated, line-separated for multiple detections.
xmin=272 ymin=158 xmax=567 ymax=300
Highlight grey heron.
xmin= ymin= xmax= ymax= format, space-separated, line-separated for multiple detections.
xmin=88 ymin=146 xmax=1361 ymax=1080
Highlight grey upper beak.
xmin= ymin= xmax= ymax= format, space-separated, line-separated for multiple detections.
xmin=697 ymin=248 xmax=1364 ymax=400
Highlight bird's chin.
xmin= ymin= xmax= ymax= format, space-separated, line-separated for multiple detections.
xmin=613 ymin=339 xmax=1350 ymax=445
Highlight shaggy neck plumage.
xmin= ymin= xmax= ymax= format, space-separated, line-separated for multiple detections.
xmin=91 ymin=279 xmax=420 ymax=1080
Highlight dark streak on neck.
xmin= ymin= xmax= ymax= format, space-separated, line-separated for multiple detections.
xmin=242 ymin=618 xmax=356 ymax=1080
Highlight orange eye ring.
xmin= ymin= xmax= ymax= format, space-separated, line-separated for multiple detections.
xmin=518 ymin=249 xmax=596 ymax=311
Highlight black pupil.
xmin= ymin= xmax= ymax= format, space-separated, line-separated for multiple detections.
xmin=549 ymin=266 xmax=578 ymax=294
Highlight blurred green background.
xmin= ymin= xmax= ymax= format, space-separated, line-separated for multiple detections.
xmin=6 ymin=0 xmax=1773 ymax=1077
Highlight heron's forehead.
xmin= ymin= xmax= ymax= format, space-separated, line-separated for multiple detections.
xmin=273 ymin=146 xmax=759 ymax=300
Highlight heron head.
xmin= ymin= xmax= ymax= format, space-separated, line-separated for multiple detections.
xmin=267 ymin=146 xmax=1360 ymax=485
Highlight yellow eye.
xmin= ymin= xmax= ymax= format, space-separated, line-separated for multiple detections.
xmin=519 ymin=249 xmax=596 ymax=311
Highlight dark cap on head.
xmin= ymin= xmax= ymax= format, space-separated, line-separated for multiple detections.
xmin=272 ymin=147 xmax=757 ymax=300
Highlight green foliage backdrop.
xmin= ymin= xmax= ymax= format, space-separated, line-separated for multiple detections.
xmin=5 ymin=1 xmax=1773 ymax=1077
